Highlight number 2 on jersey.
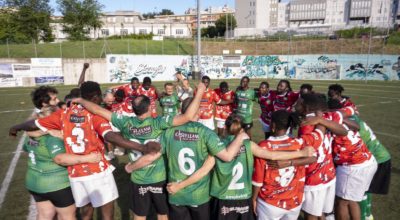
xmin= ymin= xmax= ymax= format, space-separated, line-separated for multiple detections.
xmin=228 ymin=162 xmax=244 ymax=190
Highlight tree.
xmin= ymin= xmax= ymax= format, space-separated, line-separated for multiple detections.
xmin=58 ymin=0 xmax=103 ymax=41
xmin=160 ymin=9 xmax=174 ymax=15
xmin=0 ymin=0 xmax=54 ymax=43
xmin=143 ymin=9 xmax=174 ymax=19
xmin=215 ymin=14 xmax=237 ymax=37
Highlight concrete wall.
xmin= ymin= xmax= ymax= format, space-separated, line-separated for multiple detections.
xmin=62 ymin=59 xmax=107 ymax=85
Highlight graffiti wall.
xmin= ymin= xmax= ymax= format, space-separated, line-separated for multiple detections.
xmin=106 ymin=54 xmax=400 ymax=82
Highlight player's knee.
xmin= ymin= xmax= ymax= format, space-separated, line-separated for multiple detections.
xmin=37 ymin=208 xmax=56 ymax=220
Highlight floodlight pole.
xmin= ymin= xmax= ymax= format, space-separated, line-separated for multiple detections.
xmin=196 ymin=0 xmax=201 ymax=79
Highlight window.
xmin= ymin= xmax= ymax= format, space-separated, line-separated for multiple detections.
xmin=121 ymin=29 xmax=128 ymax=35
xmin=101 ymin=29 xmax=109 ymax=36
xmin=158 ymin=29 xmax=165 ymax=35
xmin=176 ymin=29 xmax=184 ymax=35
xmin=139 ymin=29 xmax=147 ymax=34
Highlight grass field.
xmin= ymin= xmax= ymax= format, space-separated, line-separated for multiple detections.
xmin=0 ymin=79 xmax=399 ymax=219
xmin=0 ymin=38 xmax=399 ymax=58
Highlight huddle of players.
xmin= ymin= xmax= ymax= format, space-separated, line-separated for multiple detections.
xmin=9 ymin=74 xmax=391 ymax=220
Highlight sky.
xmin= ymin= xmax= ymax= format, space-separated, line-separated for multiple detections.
xmin=50 ymin=0 xmax=235 ymax=15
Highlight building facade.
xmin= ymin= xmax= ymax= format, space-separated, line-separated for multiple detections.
xmin=155 ymin=5 xmax=234 ymax=30
xmin=51 ymin=10 xmax=192 ymax=42
xmin=235 ymin=0 xmax=400 ymax=37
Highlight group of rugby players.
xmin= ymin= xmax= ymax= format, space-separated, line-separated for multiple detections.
xmin=8 ymin=70 xmax=391 ymax=220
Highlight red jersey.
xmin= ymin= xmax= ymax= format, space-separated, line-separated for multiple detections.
xmin=252 ymin=131 xmax=322 ymax=210
xmin=214 ymin=88 xmax=234 ymax=120
xmin=298 ymin=112 xmax=342 ymax=187
xmin=137 ymin=85 xmax=158 ymax=118
xmin=341 ymin=97 xmax=359 ymax=115
xmin=197 ymin=88 xmax=221 ymax=120
xmin=111 ymin=97 xmax=134 ymax=116
xmin=35 ymin=105 xmax=113 ymax=178
xmin=273 ymin=91 xmax=299 ymax=112
xmin=258 ymin=91 xmax=276 ymax=125
xmin=333 ymin=123 xmax=372 ymax=166
xmin=117 ymin=84 xmax=139 ymax=98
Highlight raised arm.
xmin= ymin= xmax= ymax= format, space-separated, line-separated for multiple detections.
xmin=72 ymin=98 xmax=112 ymax=121
xmin=250 ymin=141 xmax=315 ymax=160
xmin=172 ymin=82 xmax=206 ymax=126
xmin=215 ymin=131 xmax=249 ymax=162
xmin=167 ymin=155 xmax=215 ymax=195
xmin=78 ymin=63 xmax=89 ymax=87
xmin=54 ymin=152 xmax=101 ymax=166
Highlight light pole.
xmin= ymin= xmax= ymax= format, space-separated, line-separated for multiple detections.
xmin=196 ymin=0 xmax=201 ymax=80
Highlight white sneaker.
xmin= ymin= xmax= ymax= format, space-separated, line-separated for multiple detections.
xmin=105 ymin=151 xmax=115 ymax=161
xmin=366 ymin=215 xmax=374 ymax=220
xmin=114 ymin=147 xmax=125 ymax=156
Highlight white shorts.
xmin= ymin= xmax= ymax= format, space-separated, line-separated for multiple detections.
xmin=259 ymin=118 xmax=271 ymax=132
xmin=215 ymin=118 xmax=226 ymax=129
xmin=69 ymin=168 xmax=119 ymax=208
xmin=302 ymin=179 xmax=336 ymax=216
xmin=336 ymin=157 xmax=377 ymax=202
xmin=198 ymin=117 xmax=215 ymax=130
xmin=256 ymin=198 xmax=302 ymax=220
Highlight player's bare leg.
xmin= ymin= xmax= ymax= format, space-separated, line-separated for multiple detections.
xmin=55 ymin=204 xmax=77 ymax=220
xmin=348 ymin=201 xmax=361 ymax=220
xmin=80 ymin=204 xmax=94 ymax=220
xmin=133 ymin=214 xmax=146 ymax=220
xmin=36 ymin=201 xmax=56 ymax=220
xmin=304 ymin=212 xmax=320 ymax=220
xmin=335 ymin=197 xmax=350 ymax=220
xmin=157 ymin=214 xmax=168 ymax=220
xmin=100 ymin=201 xmax=115 ymax=220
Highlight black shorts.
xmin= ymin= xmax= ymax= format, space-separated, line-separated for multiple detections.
xmin=367 ymin=159 xmax=391 ymax=194
xmin=130 ymin=181 xmax=168 ymax=216
xmin=243 ymin=123 xmax=253 ymax=131
xmin=29 ymin=187 xmax=75 ymax=208
xmin=211 ymin=198 xmax=255 ymax=220
xmin=170 ymin=201 xmax=210 ymax=220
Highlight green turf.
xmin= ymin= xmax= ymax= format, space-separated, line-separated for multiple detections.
xmin=0 ymin=79 xmax=399 ymax=219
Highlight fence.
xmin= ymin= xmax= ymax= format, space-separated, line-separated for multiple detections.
xmin=0 ymin=37 xmax=398 ymax=59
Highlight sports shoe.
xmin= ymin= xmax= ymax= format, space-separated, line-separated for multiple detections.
xmin=365 ymin=215 xmax=374 ymax=220
xmin=114 ymin=147 xmax=125 ymax=156
xmin=105 ymin=151 xmax=115 ymax=161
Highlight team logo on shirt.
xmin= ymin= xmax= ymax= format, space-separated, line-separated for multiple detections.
xmin=129 ymin=126 xmax=152 ymax=136
xmin=70 ymin=115 xmax=85 ymax=123
xmin=174 ymin=130 xmax=199 ymax=141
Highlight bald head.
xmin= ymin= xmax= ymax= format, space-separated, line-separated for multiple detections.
xmin=132 ymin=95 xmax=150 ymax=116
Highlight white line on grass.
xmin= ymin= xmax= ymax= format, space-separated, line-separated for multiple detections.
xmin=27 ymin=197 xmax=37 ymax=220
xmin=0 ymin=109 xmax=32 ymax=114
xmin=0 ymin=132 xmax=27 ymax=209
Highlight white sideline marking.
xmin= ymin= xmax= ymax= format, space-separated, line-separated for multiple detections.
xmin=27 ymin=197 xmax=37 ymax=220
xmin=0 ymin=109 xmax=32 ymax=114
xmin=0 ymin=132 xmax=27 ymax=209
xmin=374 ymin=131 xmax=400 ymax=140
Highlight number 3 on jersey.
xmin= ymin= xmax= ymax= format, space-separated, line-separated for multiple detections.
xmin=228 ymin=162 xmax=244 ymax=190
xmin=178 ymin=148 xmax=196 ymax=175
xmin=66 ymin=126 xmax=85 ymax=153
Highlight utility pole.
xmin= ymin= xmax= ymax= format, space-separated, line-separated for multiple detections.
xmin=196 ymin=0 xmax=201 ymax=80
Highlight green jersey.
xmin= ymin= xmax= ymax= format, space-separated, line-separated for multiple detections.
xmin=23 ymin=135 xmax=69 ymax=193
xmin=111 ymin=113 xmax=174 ymax=184
xmin=350 ymin=115 xmax=390 ymax=163
xmin=235 ymin=88 xmax=256 ymax=124
xmin=159 ymin=94 xmax=180 ymax=117
xmin=211 ymin=137 xmax=254 ymax=200
xmin=161 ymin=121 xmax=225 ymax=206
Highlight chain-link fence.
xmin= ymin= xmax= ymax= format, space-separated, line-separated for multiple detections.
xmin=0 ymin=35 xmax=398 ymax=59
